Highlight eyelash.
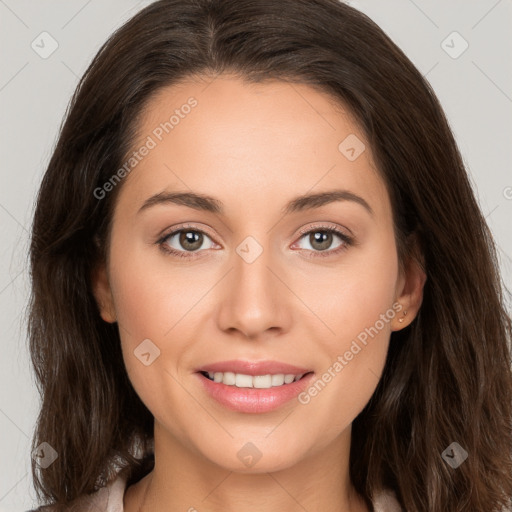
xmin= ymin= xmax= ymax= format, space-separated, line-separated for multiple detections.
xmin=296 ymin=224 xmax=353 ymax=259
xmin=156 ymin=223 xmax=354 ymax=260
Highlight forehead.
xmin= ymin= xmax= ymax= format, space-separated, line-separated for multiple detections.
xmin=115 ymin=75 xmax=390 ymax=221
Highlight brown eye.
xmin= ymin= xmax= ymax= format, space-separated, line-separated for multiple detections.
xmin=178 ymin=230 xmax=204 ymax=251
xmin=296 ymin=229 xmax=347 ymax=253
xmin=308 ymin=231 xmax=334 ymax=251
xmin=291 ymin=225 xmax=354 ymax=259
xmin=162 ymin=229 xmax=215 ymax=253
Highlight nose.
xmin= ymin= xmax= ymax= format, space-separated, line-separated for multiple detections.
xmin=216 ymin=240 xmax=293 ymax=340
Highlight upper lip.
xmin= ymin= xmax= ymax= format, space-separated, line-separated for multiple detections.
xmin=196 ymin=360 xmax=313 ymax=376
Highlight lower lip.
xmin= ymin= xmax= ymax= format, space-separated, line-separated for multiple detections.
xmin=196 ymin=372 xmax=315 ymax=413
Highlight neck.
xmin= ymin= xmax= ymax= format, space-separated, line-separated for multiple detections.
xmin=125 ymin=422 xmax=369 ymax=512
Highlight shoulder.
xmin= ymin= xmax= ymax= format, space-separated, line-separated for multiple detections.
xmin=29 ymin=477 xmax=401 ymax=512
xmin=27 ymin=474 xmax=129 ymax=512
xmin=372 ymin=488 xmax=403 ymax=512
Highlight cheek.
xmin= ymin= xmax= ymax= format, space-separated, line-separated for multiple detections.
xmin=298 ymin=231 xmax=398 ymax=419
xmin=108 ymin=240 xmax=203 ymax=344
xmin=313 ymin=229 xmax=399 ymax=343
xmin=108 ymin=250 xmax=195 ymax=429
xmin=107 ymin=237 xmax=223 ymax=415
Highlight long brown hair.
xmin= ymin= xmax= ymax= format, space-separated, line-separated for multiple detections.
xmin=28 ymin=0 xmax=512 ymax=510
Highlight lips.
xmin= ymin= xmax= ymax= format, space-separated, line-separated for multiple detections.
xmin=194 ymin=360 xmax=315 ymax=413
xmin=196 ymin=360 xmax=312 ymax=376
xmin=196 ymin=371 xmax=315 ymax=413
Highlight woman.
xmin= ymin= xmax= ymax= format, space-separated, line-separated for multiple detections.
xmin=27 ymin=0 xmax=512 ymax=511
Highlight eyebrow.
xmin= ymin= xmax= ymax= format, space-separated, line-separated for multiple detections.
xmin=137 ymin=189 xmax=374 ymax=217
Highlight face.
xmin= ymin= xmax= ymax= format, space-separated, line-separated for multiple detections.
xmin=93 ymin=75 xmax=424 ymax=474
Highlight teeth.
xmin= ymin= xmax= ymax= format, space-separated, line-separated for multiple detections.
xmin=271 ymin=374 xmax=285 ymax=386
xmin=235 ymin=373 xmax=253 ymax=387
xmin=203 ymin=372 xmax=305 ymax=388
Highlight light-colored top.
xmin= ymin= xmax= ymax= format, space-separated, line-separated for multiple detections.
xmin=30 ymin=473 xmax=403 ymax=511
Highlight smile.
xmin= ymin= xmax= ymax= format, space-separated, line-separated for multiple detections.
xmin=196 ymin=370 xmax=315 ymax=413
xmin=200 ymin=371 xmax=310 ymax=388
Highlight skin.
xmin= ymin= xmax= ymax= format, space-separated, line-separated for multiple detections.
xmin=93 ymin=75 xmax=426 ymax=512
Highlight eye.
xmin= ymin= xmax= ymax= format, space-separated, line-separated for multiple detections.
xmin=156 ymin=223 xmax=354 ymax=260
xmin=293 ymin=225 xmax=353 ymax=258
xmin=157 ymin=226 xmax=217 ymax=258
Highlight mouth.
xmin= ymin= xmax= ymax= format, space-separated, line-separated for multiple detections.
xmin=198 ymin=370 xmax=313 ymax=388
xmin=195 ymin=362 xmax=315 ymax=413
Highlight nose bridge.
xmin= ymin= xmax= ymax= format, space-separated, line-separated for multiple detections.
xmin=216 ymin=233 xmax=291 ymax=338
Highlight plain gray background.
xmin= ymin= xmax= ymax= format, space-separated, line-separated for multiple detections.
xmin=0 ymin=0 xmax=511 ymax=510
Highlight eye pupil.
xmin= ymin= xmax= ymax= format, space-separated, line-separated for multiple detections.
xmin=180 ymin=231 xmax=203 ymax=251
xmin=310 ymin=231 xmax=333 ymax=251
